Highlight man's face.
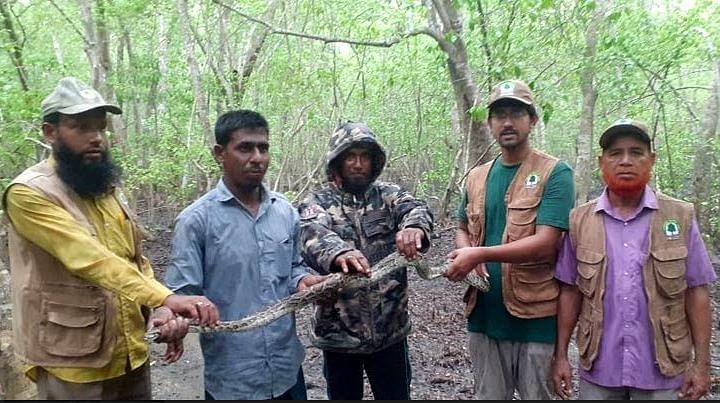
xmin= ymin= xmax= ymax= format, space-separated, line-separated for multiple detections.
xmin=487 ymin=104 xmax=537 ymax=150
xmin=339 ymin=146 xmax=373 ymax=193
xmin=599 ymin=135 xmax=656 ymax=197
xmin=44 ymin=109 xmax=109 ymax=163
xmin=214 ymin=128 xmax=270 ymax=189
xmin=43 ymin=109 xmax=120 ymax=197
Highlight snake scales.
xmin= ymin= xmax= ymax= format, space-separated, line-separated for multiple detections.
xmin=145 ymin=252 xmax=489 ymax=342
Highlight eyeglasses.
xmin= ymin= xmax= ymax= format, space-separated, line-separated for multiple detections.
xmin=490 ymin=109 xmax=529 ymax=121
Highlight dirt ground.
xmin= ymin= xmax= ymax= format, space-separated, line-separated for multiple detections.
xmin=144 ymin=224 xmax=720 ymax=400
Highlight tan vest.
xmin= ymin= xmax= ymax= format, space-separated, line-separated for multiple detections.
xmin=2 ymin=160 xmax=145 ymax=368
xmin=463 ymin=149 xmax=560 ymax=319
xmin=570 ymin=191 xmax=694 ymax=377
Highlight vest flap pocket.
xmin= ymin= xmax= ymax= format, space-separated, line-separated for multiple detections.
xmin=576 ymin=248 xmax=602 ymax=297
xmin=661 ymin=315 xmax=689 ymax=341
xmin=660 ymin=314 xmax=693 ymax=363
xmin=47 ymin=304 xmax=101 ymax=328
xmin=652 ymin=247 xmax=687 ymax=298
xmin=651 ymin=246 xmax=688 ymax=264
xmin=508 ymin=197 xmax=541 ymax=210
xmin=511 ymin=266 xmax=559 ymax=303
xmin=576 ymin=317 xmax=593 ymax=356
xmin=40 ymin=299 xmax=105 ymax=357
xmin=576 ymin=248 xmax=604 ymax=266
xmin=507 ymin=197 xmax=541 ymax=226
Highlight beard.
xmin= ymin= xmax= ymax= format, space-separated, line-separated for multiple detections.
xmin=341 ymin=174 xmax=372 ymax=195
xmin=54 ymin=141 xmax=121 ymax=198
xmin=601 ymin=165 xmax=651 ymax=198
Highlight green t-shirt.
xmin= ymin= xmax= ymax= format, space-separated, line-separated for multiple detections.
xmin=455 ymin=157 xmax=575 ymax=344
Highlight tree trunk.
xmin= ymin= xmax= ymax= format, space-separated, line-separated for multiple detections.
xmin=692 ymin=60 xmax=719 ymax=234
xmin=428 ymin=0 xmax=492 ymax=218
xmin=77 ymin=0 xmax=127 ymax=149
xmin=234 ymin=0 xmax=282 ymax=106
xmin=216 ymin=6 xmax=234 ymax=109
xmin=177 ymin=0 xmax=214 ymax=147
xmin=0 ymin=0 xmax=29 ymax=91
xmin=574 ymin=0 xmax=604 ymax=204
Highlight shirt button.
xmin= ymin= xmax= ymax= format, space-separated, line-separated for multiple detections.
xmin=624 ymin=272 xmax=629 ymax=276
xmin=623 ymin=297 xmax=628 ymax=301
xmin=623 ymin=243 xmax=628 ymax=247
xmin=623 ymin=222 xmax=628 ymax=226
xmin=624 ymin=348 xmax=629 ymax=352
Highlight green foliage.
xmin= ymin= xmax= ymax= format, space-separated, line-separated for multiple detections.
xmin=0 ymin=0 xmax=717 ymax=239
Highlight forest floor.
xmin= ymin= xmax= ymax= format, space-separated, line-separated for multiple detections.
xmin=145 ymin=223 xmax=720 ymax=400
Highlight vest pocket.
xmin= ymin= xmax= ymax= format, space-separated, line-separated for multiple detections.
xmin=467 ymin=212 xmax=482 ymax=235
xmin=39 ymin=298 xmax=105 ymax=357
xmin=576 ymin=316 xmax=593 ymax=357
xmin=576 ymin=248 xmax=603 ymax=297
xmin=506 ymin=197 xmax=540 ymax=241
xmin=660 ymin=314 xmax=692 ymax=363
xmin=652 ymin=246 xmax=688 ymax=298
xmin=510 ymin=264 xmax=559 ymax=303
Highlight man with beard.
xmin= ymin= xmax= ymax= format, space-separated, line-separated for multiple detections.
xmin=552 ymin=119 xmax=715 ymax=400
xmin=297 ymin=122 xmax=434 ymax=400
xmin=165 ymin=110 xmax=325 ymax=400
xmin=446 ymin=79 xmax=575 ymax=399
xmin=2 ymin=77 xmax=219 ymax=400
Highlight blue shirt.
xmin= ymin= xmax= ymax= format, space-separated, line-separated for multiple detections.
xmin=165 ymin=179 xmax=310 ymax=399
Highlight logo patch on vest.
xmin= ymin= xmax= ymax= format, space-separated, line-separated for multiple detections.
xmin=663 ymin=219 xmax=680 ymax=240
xmin=525 ymin=172 xmax=540 ymax=188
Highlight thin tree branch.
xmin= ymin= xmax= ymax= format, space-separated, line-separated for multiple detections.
xmin=24 ymin=136 xmax=51 ymax=150
xmin=212 ymin=0 xmax=431 ymax=47
xmin=47 ymin=0 xmax=90 ymax=46
xmin=458 ymin=139 xmax=497 ymax=184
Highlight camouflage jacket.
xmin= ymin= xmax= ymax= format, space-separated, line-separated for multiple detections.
xmin=298 ymin=123 xmax=433 ymax=353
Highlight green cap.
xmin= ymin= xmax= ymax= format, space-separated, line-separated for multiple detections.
xmin=599 ymin=118 xmax=651 ymax=149
xmin=41 ymin=77 xmax=122 ymax=119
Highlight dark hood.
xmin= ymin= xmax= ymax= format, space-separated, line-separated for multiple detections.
xmin=325 ymin=122 xmax=386 ymax=183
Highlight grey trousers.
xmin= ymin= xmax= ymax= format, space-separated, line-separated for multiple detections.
xmin=468 ymin=331 xmax=554 ymax=400
xmin=580 ymin=379 xmax=679 ymax=400
xmin=36 ymin=361 xmax=152 ymax=400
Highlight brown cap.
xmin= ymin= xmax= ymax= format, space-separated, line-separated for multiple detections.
xmin=488 ymin=79 xmax=535 ymax=109
xmin=599 ymin=118 xmax=651 ymax=149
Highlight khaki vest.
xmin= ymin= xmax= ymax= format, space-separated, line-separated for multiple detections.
xmin=2 ymin=160 xmax=145 ymax=368
xmin=570 ymin=191 xmax=694 ymax=377
xmin=463 ymin=149 xmax=560 ymax=319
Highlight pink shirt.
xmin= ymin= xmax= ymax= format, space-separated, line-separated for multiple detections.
xmin=555 ymin=186 xmax=716 ymax=390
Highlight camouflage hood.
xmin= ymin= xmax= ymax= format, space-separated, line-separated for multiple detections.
xmin=325 ymin=122 xmax=387 ymax=183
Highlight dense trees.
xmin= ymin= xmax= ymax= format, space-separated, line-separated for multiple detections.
xmin=0 ymin=0 xmax=717 ymax=247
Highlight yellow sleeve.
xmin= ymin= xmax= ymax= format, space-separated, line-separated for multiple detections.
xmin=5 ymin=184 xmax=172 ymax=308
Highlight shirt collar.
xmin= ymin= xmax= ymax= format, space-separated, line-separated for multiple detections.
xmin=594 ymin=184 xmax=657 ymax=220
xmin=215 ymin=178 xmax=275 ymax=205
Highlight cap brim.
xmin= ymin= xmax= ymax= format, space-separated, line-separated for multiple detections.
xmin=57 ymin=103 xmax=122 ymax=115
xmin=488 ymin=96 xmax=533 ymax=107
xmin=600 ymin=125 xmax=650 ymax=148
